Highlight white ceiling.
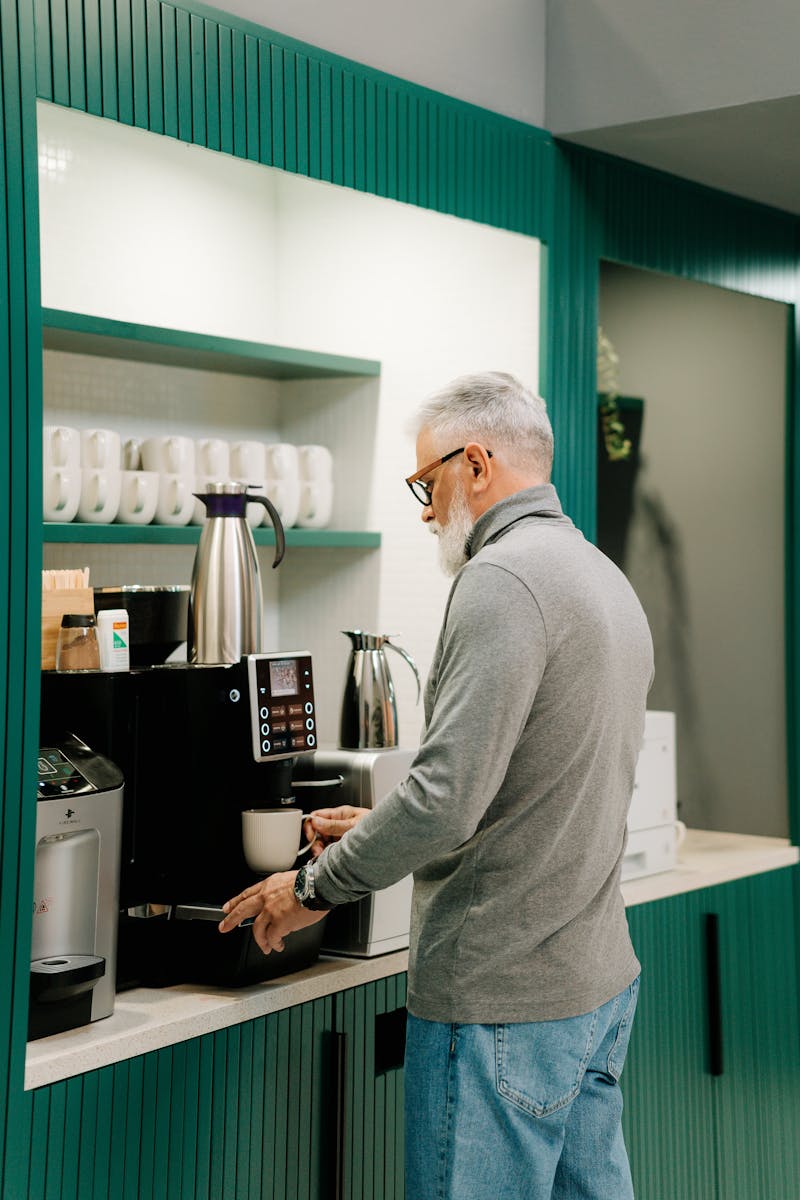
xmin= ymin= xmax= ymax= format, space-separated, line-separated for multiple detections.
xmin=557 ymin=96 xmax=800 ymax=217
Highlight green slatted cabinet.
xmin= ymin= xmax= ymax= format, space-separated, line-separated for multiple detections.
xmin=623 ymin=868 xmax=800 ymax=1200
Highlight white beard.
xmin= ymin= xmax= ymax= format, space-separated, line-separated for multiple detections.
xmin=430 ymin=480 xmax=474 ymax=577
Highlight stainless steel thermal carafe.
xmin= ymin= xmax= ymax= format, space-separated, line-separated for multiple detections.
xmin=339 ymin=630 xmax=420 ymax=749
xmin=189 ymin=482 xmax=286 ymax=664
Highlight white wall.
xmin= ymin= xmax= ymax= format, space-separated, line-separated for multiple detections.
xmin=599 ymin=263 xmax=788 ymax=836
xmin=546 ymin=0 xmax=800 ymax=132
xmin=38 ymin=100 xmax=540 ymax=748
xmin=202 ymin=0 xmax=547 ymax=127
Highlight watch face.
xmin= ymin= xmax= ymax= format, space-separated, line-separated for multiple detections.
xmin=295 ymin=867 xmax=311 ymax=902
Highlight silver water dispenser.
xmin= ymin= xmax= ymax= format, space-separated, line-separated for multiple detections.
xmin=29 ymin=734 xmax=123 ymax=1040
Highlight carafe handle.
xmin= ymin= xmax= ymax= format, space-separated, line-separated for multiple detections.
xmin=385 ymin=639 xmax=421 ymax=704
xmin=248 ymin=493 xmax=286 ymax=568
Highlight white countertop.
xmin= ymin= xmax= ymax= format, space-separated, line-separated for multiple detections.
xmin=25 ymin=828 xmax=798 ymax=1090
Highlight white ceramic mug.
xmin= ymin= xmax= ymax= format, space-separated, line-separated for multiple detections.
xmin=76 ymin=466 xmax=122 ymax=523
xmin=116 ymin=470 xmax=159 ymax=524
xmin=297 ymin=443 xmax=333 ymax=482
xmin=296 ymin=479 xmax=333 ymax=529
xmin=43 ymin=425 xmax=80 ymax=470
xmin=265 ymin=477 xmax=301 ymax=528
xmin=230 ymin=440 xmax=266 ymax=483
xmin=122 ymin=437 xmax=143 ymax=470
xmin=264 ymin=442 xmax=299 ymax=484
xmin=81 ymin=428 xmax=122 ymax=471
xmin=241 ymin=808 xmax=317 ymax=874
xmin=191 ymin=476 xmax=215 ymax=525
xmin=196 ymin=438 xmax=230 ymax=477
xmin=43 ymin=465 xmax=80 ymax=522
xmin=141 ymin=435 xmax=196 ymax=476
xmin=155 ymin=473 xmax=196 ymax=526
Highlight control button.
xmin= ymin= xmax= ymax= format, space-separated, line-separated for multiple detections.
xmin=288 ymin=704 xmax=303 ymax=717
xmin=304 ymin=702 xmax=314 ymax=714
xmin=289 ymin=719 xmax=304 ymax=733
xmin=306 ymin=734 xmax=316 ymax=747
xmin=261 ymin=739 xmax=271 ymax=754
xmin=271 ymin=705 xmax=287 ymax=718
xmin=292 ymin=736 xmax=307 ymax=749
xmin=305 ymin=718 xmax=315 ymax=731
xmin=260 ymin=723 xmax=270 ymax=736
xmin=260 ymin=706 xmax=270 ymax=720
xmin=229 ymin=689 xmax=241 ymax=703
xmin=271 ymin=737 xmax=290 ymax=752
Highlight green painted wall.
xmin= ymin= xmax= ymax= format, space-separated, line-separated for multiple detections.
xmin=1 ymin=0 xmax=800 ymax=1195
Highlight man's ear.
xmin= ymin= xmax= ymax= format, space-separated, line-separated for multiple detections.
xmin=464 ymin=442 xmax=492 ymax=486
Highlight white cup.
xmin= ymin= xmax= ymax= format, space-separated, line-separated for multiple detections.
xmin=155 ymin=473 xmax=196 ymax=526
xmin=116 ymin=470 xmax=159 ymax=525
xmin=196 ymin=438 xmax=230 ymax=477
xmin=265 ymin=477 xmax=301 ymax=528
xmin=297 ymin=444 xmax=333 ymax=483
xmin=141 ymin=435 xmax=196 ymax=476
xmin=296 ymin=479 xmax=333 ymax=529
xmin=81 ymin=428 xmax=122 ymax=471
xmin=230 ymin=440 xmax=266 ymax=483
xmin=43 ymin=466 xmax=80 ymax=522
xmin=674 ymin=819 xmax=687 ymax=849
xmin=43 ymin=425 xmax=80 ymax=470
xmin=122 ymin=437 xmax=143 ymax=470
xmin=191 ymin=476 xmax=214 ymax=525
xmin=77 ymin=466 xmax=122 ymax=524
xmin=264 ymin=443 xmax=299 ymax=484
xmin=241 ymin=808 xmax=318 ymax=874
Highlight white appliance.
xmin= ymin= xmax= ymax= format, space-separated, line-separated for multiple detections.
xmin=623 ymin=710 xmax=681 ymax=882
xmin=308 ymin=747 xmax=415 ymax=956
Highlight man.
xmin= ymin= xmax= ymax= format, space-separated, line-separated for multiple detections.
xmin=220 ymin=371 xmax=654 ymax=1199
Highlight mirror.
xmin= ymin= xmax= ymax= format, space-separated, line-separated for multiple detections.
xmin=598 ymin=261 xmax=789 ymax=837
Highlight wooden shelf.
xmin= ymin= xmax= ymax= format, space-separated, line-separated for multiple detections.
xmin=43 ymin=524 xmax=381 ymax=548
xmin=42 ymin=309 xmax=382 ymax=381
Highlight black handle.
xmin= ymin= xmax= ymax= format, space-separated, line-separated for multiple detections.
xmin=249 ymin=492 xmax=286 ymax=568
xmin=705 ymin=912 xmax=724 ymax=1076
xmin=332 ymin=1031 xmax=348 ymax=1200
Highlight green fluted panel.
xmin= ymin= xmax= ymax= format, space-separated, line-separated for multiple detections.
xmin=0 ymin=0 xmax=42 ymax=1193
xmin=33 ymin=0 xmax=552 ymax=237
xmin=714 ymin=870 xmax=800 ymax=1199
xmin=624 ymin=890 xmax=717 ymax=1200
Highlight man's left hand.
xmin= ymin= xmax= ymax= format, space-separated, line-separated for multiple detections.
xmin=218 ymin=871 xmax=328 ymax=955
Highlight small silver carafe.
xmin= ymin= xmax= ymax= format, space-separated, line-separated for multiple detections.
xmin=340 ymin=630 xmax=421 ymax=749
xmin=189 ymin=482 xmax=285 ymax=664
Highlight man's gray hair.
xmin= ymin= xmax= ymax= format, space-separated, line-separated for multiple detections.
xmin=411 ymin=372 xmax=554 ymax=479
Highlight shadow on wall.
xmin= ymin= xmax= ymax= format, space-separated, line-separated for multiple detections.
xmin=597 ymin=397 xmax=716 ymax=827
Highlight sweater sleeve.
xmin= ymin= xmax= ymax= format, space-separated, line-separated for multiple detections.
xmin=312 ymin=561 xmax=547 ymax=906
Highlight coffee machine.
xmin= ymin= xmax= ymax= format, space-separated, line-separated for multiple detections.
xmin=40 ymin=652 xmax=330 ymax=990
xmin=30 ymin=734 xmax=123 ymax=1040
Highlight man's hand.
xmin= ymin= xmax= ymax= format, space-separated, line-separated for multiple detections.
xmin=304 ymin=806 xmax=371 ymax=857
xmin=218 ymin=870 xmax=327 ymax=955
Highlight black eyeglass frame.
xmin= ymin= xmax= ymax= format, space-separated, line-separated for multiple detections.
xmin=404 ymin=446 xmax=492 ymax=506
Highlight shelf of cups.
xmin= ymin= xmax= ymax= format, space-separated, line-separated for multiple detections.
xmin=42 ymin=524 xmax=381 ymax=548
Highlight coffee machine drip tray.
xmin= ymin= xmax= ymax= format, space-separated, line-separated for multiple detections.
xmin=31 ymin=955 xmax=105 ymax=1002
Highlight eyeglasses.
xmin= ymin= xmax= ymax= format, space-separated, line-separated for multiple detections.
xmin=405 ymin=446 xmax=492 ymax=506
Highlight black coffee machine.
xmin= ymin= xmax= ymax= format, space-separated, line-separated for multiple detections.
xmin=40 ymin=652 xmax=334 ymax=990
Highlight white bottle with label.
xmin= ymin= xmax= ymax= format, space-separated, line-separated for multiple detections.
xmin=96 ymin=608 xmax=130 ymax=671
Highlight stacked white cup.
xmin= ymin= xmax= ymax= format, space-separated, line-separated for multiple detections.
xmin=264 ymin=443 xmax=301 ymax=529
xmin=230 ymin=440 xmax=269 ymax=528
xmin=141 ymin=436 xmax=196 ymax=526
xmin=78 ymin=428 xmax=122 ymax=523
xmin=296 ymin=444 xmax=334 ymax=529
xmin=43 ymin=425 xmax=81 ymax=522
xmin=193 ymin=438 xmax=231 ymax=525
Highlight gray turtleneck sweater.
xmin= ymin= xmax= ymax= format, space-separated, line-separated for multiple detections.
xmin=314 ymin=485 xmax=654 ymax=1023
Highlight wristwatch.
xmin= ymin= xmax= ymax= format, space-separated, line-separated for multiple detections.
xmin=294 ymin=862 xmax=332 ymax=911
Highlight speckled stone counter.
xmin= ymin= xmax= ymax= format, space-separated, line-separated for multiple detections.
xmin=24 ymin=828 xmax=798 ymax=1090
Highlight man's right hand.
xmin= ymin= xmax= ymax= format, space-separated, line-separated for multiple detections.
xmin=304 ymin=806 xmax=370 ymax=857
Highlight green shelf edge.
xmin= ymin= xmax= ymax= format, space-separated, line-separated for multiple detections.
xmin=43 ymin=524 xmax=381 ymax=548
xmin=41 ymin=308 xmax=382 ymax=381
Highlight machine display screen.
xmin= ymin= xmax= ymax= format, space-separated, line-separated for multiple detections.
xmin=269 ymin=658 xmax=299 ymax=697
xmin=248 ymin=652 xmax=316 ymax=761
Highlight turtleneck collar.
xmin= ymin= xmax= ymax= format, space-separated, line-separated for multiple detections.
xmin=465 ymin=484 xmax=568 ymax=560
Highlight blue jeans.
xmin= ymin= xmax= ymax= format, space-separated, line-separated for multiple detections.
xmin=404 ymin=977 xmax=640 ymax=1200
